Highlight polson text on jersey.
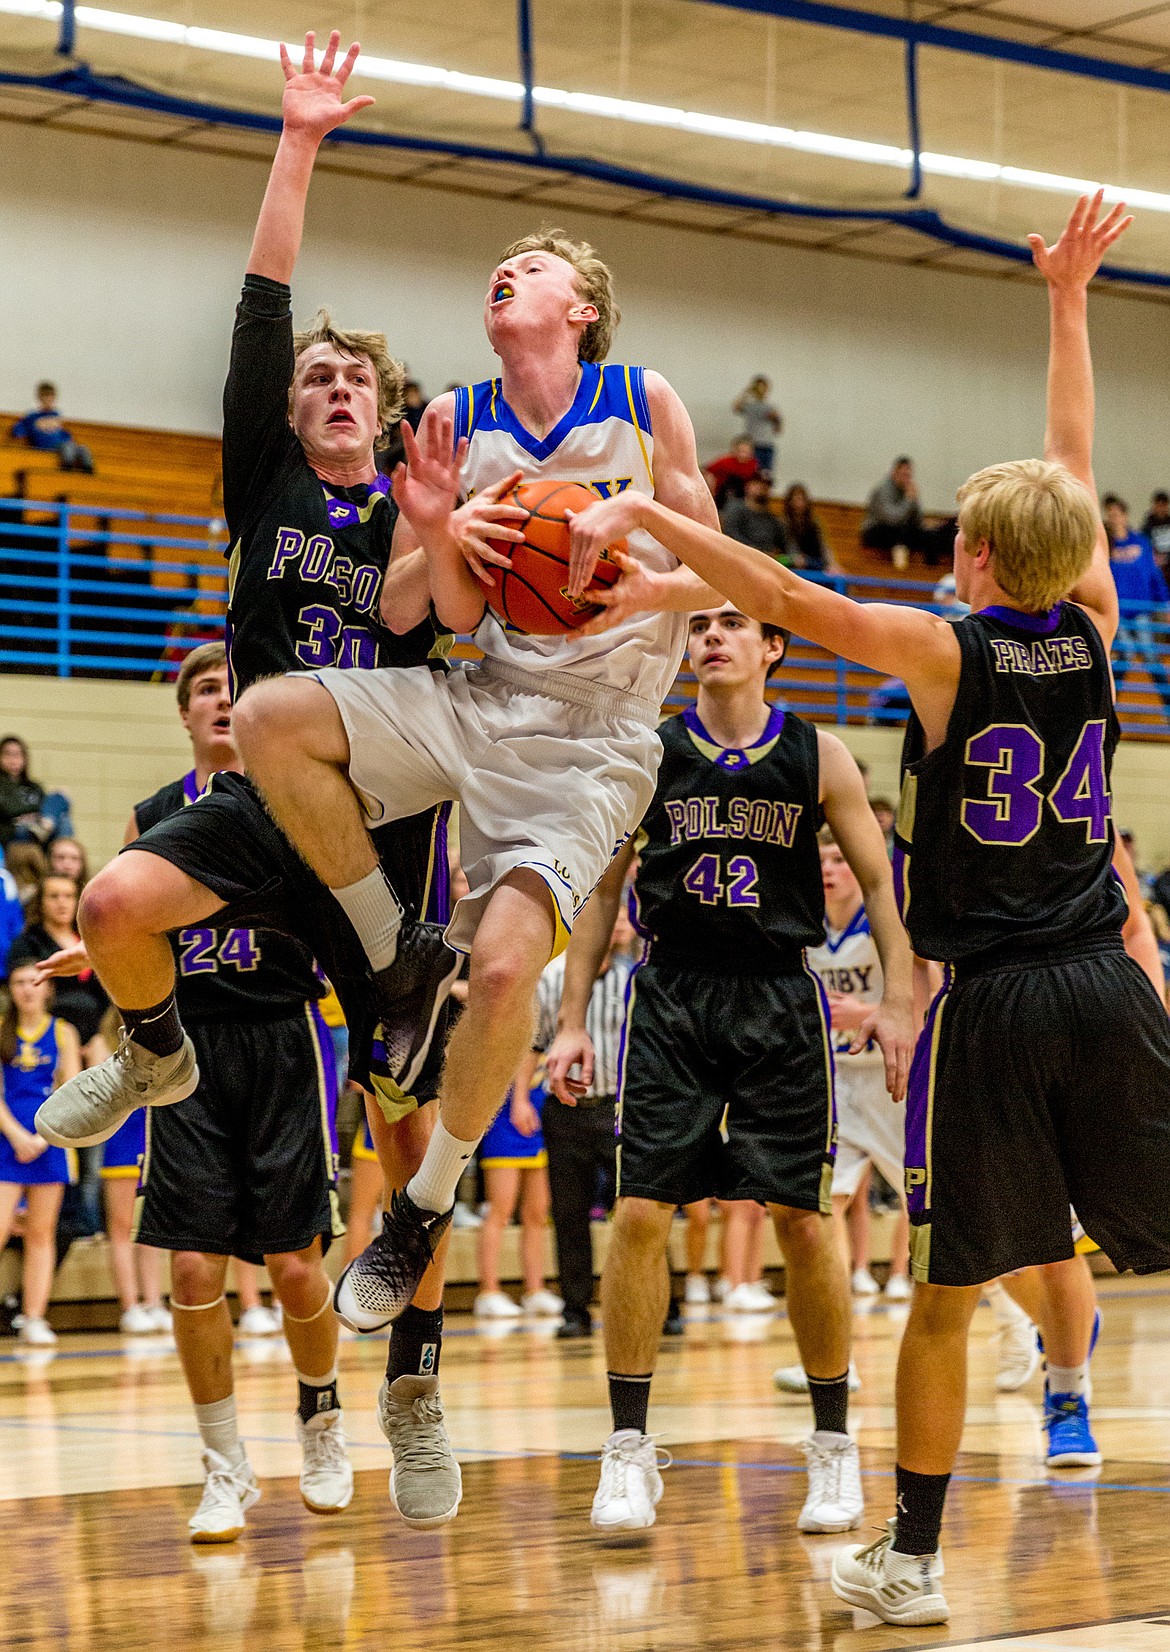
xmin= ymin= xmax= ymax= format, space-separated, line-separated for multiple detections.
xmin=664 ymin=796 xmax=804 ymax=849
xmin=267 ymin=528 xmax=382 ymax=613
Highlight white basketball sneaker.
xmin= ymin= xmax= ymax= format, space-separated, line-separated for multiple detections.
xmin=831 ymin=1525 xmax=949 ymax=1625
xmin=988 ymin=1282 xmax=1040 ymax=1392
xmin=773 ymin=1362 xmax=861 ymax=1395
xmin=591 ymin=1431 xmax=668 ymax=1533
xmin=297 ymin=1409 xmax=354 ymax=1513
xmin=188 ymin=1449 xmax=260 ymax=1544
xmin=799 ymin=1432 xmax=865 ymax=1533
xmin=36 ymin=1032 xmax=198 ymax=1148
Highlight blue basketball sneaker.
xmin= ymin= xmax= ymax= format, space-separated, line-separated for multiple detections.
xmin=1044 ymin=1392 xmax=1102 ymax=1468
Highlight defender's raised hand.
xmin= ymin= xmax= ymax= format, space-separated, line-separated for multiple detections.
xmin=1028 ymin=189 xmax=1132 ymax=289
xmin=278 ymin=29 xmax=374 ymax=141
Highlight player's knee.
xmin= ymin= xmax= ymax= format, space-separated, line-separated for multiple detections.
xmin=470 ymin=940 xmax=541 ymax=1018
xmin=233 ymin=677 xmax=343 ymax=768
xmin=907 ymin=1280 xmax=979 ymax=1336
xmin=78 ymin=862 xmax=146 ymax=945
xmin=613 ymin=1196 xmax=673 ymax=1253
xmin=170 ymin=1251 xmax=226 ymax=1306
xmin=266 ymin=1246 xmax=326 ymax=1313
xmin=769 ymin=1203 xmax=827 ymax=1254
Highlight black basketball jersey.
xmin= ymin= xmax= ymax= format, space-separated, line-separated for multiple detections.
xmin=632 ymin=705 xmax=824 ymax=972
xmin=134 ymin=771 xmax=322 ymax=1022
xmin=222 ymin=274 xmax=451 ymax=696
xmin=895 ymin=601 xmax=1126 ymax=963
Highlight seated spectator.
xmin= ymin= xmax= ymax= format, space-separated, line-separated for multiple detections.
xmin=866 ymin=678 xmax=913 ymax=726
xmin=861 ymin=458 xmax=922 ymax=570
xmin=10 ymin=383 xmax=94 ymax=474
xmin=47 ymin=836 xmax=89 ymax=890
xmin=782 ymin=483 xmax=831 ymax=572
xmin=0 ymin=853 xmax=23 ymax=976
xmin=1104 ymin=494 xmax=1170 ymax=717
xmin=704 ymin=437 xmax=758 ymax=509
xmin=870 ymin=796 xmax=896 ymax=851
xmin=732 ymin=376 xmax=782 ymax=471
xmin=0 ymin=737 xmax=74 ymax=850
xmin=402 ymin=379 xmax=427 ymax=432
xmin=474 ymin=1055 xmax=562 ymax=1321
xmin=1142 ymin=491 xmax=1170 ymax=571
xmin=0 ymin=960 xmax=82 ymax=1346
xmin=9 ymin=874 xmax=110 ymax=1066
xmin=3 ymin=842 xmax=47 ymax=913
xmin=721 ymin=472 xmax=789 ymax=561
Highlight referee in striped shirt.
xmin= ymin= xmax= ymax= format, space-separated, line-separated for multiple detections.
xmin=536 ymin=907 xmax=637 ymax=1339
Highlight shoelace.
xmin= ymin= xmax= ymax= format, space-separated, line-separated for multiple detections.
xmin=304 ymin=1421 xmax=348 ymax=1470
xmin=853 ymin=1528 xmax=894 ymax=1573
xmin=388 ymin=1395 xmax=452 ymax=1471
xmin=202 ymin=1463 xmax=251 ymax=1510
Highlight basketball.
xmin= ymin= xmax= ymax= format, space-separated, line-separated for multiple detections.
xmin=484 ymin=479 xmax=625 ymax=635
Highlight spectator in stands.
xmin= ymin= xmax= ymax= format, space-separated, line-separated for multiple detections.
xmin=721 ymin=472 xmax=789 ymax=561
xmin=9 ymin=875 xmax=110 ymax=1068
xmin=732 ymin=376 xmax=782 ymax=471
xmin=866 ymin=679 xmax=912 ymax=726
xmin=861 ymin=457 xmax=922 ymax=570
xmin=704 ymin=437 xmax=758 ymax=509
xmin=0 ymin=960 xmax=82 ymax=1346
xmin=3 ymin=842 xmax=46 ymax=914
xmin=10 ymin=383 xmax=94 ymax=474
xmin=782 ymin=483 xmax=831 ymax=572
xmin=1104 ymin=494 xmax=1170 ymax=717
xmin=0 ymin=854 xmax=23 ymax=976
xmin=474 ymin=1057 xmax=562 ymax=1320
xmin=870 ymin=797 xmax=896 ymax=853
xmin=402 ymin=379 xmax=427 ymax=432
xmin=0 ymin=737 xmax=73 ymax=850
xmin=47 ymin=837 xmax=89 ymax=891
xmin=1142 ymin=491 xmax=1170 ymax=572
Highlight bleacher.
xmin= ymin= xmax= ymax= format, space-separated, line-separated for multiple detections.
xmin=2 ymin=414 xmax=1169 ymax=733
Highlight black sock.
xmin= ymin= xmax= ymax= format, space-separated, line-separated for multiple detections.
xmin=608 ymin=1372 xmax=652 ymax=1435
xmin=120 ymin=992 xmax=183 ymax=1058
xmin=808 ymin=1371 xmax=850 ymax=1436
xmin=387 ymin=1304 xmax=444 ymax=1382
xmin=892 ymin=1465 xmax=950 ymax=1556
xmin=297 ymin=1377 xmax=340 ymax=1424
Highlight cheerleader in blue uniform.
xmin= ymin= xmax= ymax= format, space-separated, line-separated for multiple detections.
xmin=102 ymin=1106 xmax=170 ymax=1335
xmin=474 ymin=1053 xmax=563 ymax=1320
xmin=0 ymin=963 xmax=81 ymax=1345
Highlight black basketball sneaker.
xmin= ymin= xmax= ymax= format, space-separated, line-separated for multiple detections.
xmin=335 ymin=1188 xmax=454 ymax=1332
xmin=372 ymin=921 xmax=461 ymax=1092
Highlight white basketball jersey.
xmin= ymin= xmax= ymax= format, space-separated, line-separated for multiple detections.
xmin=453 ymin=362 xmax=687 ymax=708
xmin=808 ymin=905 xmax=884 ymax=1067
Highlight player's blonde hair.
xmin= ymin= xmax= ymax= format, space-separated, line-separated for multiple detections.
xmin=501 ymin=229 xmax=620 ymax=363
xmin=292 ymin=311 xmax=405 ymax=431
xmin=957 ymin=459 xmax=1099 ymax=611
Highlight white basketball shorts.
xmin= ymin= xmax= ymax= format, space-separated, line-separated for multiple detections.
xmin=306 ymin=659 xmax=660 ymax=956
xmin=831 ymin=1058 xmax=905 ymax=1200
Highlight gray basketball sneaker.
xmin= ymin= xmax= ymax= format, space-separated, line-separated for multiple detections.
xmin=379 ymin=1375 xmax=462 ymax=1529
xmin=36 ymin=1032 xmax=199 ymax=1147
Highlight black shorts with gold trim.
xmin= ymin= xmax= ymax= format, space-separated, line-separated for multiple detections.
xmin=616 ymin=954 xmax=836 ymax=1211
xmin=133 ymin=1006 xmax=344 ymax=1264
xmin=906 ymin=937 xmax=1170 ymax=1286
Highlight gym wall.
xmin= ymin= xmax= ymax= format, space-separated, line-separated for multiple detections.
xmin=5 ymin=123 xmax=1170 ymax=513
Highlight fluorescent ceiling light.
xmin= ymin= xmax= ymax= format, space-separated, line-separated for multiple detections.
xmin=8 ymin=0 xmax=1170 ymax=214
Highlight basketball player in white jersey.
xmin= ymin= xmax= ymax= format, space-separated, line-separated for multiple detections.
xmin=775 ymin=829 xmax=912 ymax=1396
xmin=234 ymin=230 xmax=719 ymax=1328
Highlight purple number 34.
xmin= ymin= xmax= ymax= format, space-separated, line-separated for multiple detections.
xmin=961 ymin=720 xmax=1111 ymax=847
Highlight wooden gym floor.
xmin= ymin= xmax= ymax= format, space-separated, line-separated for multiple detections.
xmin=2 ymin=1277 xmax=1169 ymax=1650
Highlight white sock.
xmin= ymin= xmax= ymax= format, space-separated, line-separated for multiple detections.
xmin=194 ymin=1395 xmax=244 ymax=1462
xmin=332 ymin=868 xmax=403 ymax=972
xmin=407 ymin=1119 xmax=481 ymax=1214
xmin=1046 ymin=1361 xmax=1089 ymax=1399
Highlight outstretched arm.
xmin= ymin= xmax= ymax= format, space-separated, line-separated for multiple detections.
xmin=246 ymin=31 xmax=374 ymax=282
xmin=1029 ymin=191 xmax=1130 ymax=649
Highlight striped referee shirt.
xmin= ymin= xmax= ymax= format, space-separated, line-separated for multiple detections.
xmin=535 ymin=952 xmax=633 ymax=1100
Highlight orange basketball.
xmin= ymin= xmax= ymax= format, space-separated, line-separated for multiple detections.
xmin=484 ymin=479 xmax=625 ymax=636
